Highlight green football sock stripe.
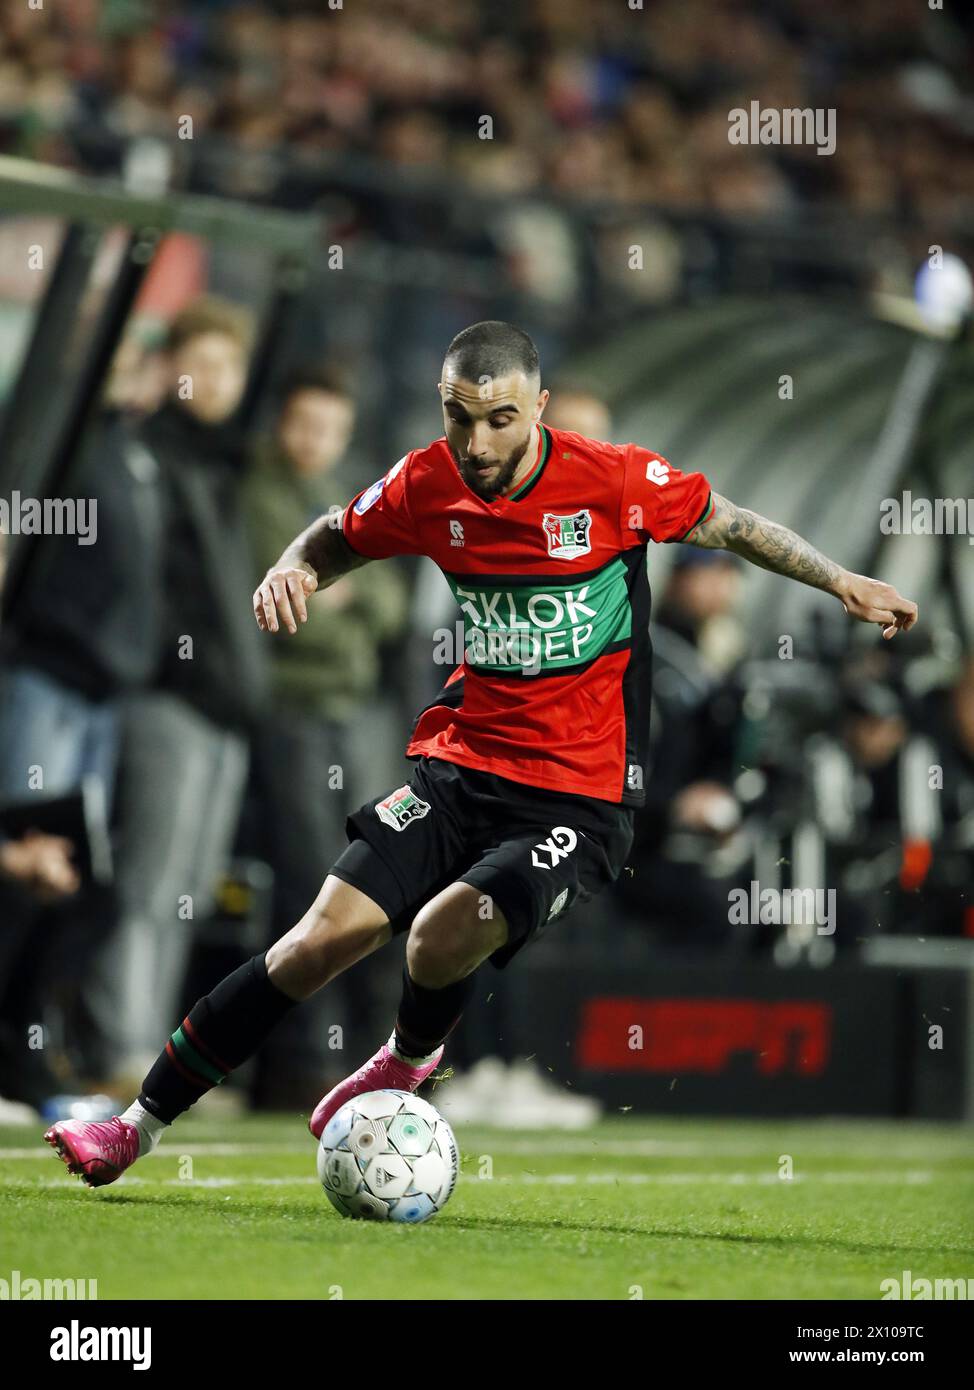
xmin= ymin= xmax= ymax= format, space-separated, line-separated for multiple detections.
xmin=171 ymin=1025 xmax=226 ymax=1086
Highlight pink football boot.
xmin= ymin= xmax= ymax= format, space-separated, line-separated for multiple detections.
xmin=44 ymin=1116 xmax=141 ymax=1188
xmin=309 ymin=1034 xmax=444 ymax=1140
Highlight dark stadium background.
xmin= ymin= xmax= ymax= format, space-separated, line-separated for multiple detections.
xmin=0 ymin=0 xmax=972 ymax=1129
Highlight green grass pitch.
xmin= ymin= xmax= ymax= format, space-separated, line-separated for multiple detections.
xmin=2 ymin=1113 xmax=972 ymax=1300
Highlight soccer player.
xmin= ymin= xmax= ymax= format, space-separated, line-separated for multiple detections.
xmin=45 ymin=321 xmax=917 ymax=1185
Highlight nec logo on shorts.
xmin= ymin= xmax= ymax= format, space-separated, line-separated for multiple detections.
xmin=531 ymin=826 xmax=578 ymax=869
xmin=375 ymin=785 xmax=431 ymax=831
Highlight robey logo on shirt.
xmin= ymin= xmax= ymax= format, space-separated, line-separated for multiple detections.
xmin=645 ymin=459 xmax=670 ymax=486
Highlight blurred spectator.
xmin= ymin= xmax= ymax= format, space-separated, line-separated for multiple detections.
xmin=0 ymin=323 xmax=168 ymax=1100
xmin=243 ymin=365 xmax=407 ymax=1103
xmin=82 ymin=295 xmax=269 ymax=1087
xmin=804 ymin=678 xmax=942 ymax=941
xmin=942 ymin=657 xmax=974 ymax=817
xmin=615 ymin=549 xmax=745 ymax=949
xmin=926 ymin=656 xmax=974 ymax=935
xmin=545 ymin=384 xmax=613 ymax=439
xmin=656 ymin=545 xmax=746 ymax=674
xmin=809 ymin=681 xmax=913 ymax=845
xmin=0 ymin=350 xmax=166 ymax=816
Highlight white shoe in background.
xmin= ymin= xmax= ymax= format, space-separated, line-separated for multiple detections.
xmin=0 ymin=1095 xmax=39 ymax=1125
xmin=435 ymin=1057 xmax=508 ymax=1125
xmin=435 ymin=1057 xmax=601 ymax=1129
xmin=505 ymin=1059 xmax=602 ymax=1130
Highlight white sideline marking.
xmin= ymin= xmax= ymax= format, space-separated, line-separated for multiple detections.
xmin=1 ymin=1170 xmax=937 ymax=1188
xmin=497 ymin=1170 xmax=937 ymax=1186
xmin=448 ymin=1138 xmax=974 ymax=1159
xmin=6 ymin=1138 xmax=969 ymax=1160
xmin=0 ymin=1142 xmax=310 ymax=1160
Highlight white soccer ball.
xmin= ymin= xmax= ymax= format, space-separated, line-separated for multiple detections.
xmin=316 ymin=1090 xmax=459 ymax=1223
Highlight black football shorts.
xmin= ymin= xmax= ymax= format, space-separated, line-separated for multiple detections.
xmin=329 ymin=756 xmax=634 ymax=968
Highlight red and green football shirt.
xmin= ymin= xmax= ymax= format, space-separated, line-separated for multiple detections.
xmin=341 ymin=424 xmax=713 ymax=806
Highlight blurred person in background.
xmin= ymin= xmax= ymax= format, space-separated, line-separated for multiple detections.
xmin=0 ymin=324 xmax=168 ymax=817
xmin=937 ymin=656 xmax=974 ymax=830
xmin=805 ymin=674 xmax=941 ymax=943
xmin=924 ymin=655 xmax=974 ymax=935
xmin=614 ymin=548 xmax=745 ymax=950
xmin=0 ymin=827 xmax=80 ymax=1121
xmin=243 ymin=366 xmax=407 ymax=1104
xmin=544 ymin=383 xmax=613 ymax=440
xmin=812 ymin=654 xmax=974 ymax=941
xmin=82 ymin=295 xmax=269 ymax=1090
xmin=655 ymin=546 xmax=746 ymax=674
xmin=0 ymin=323 xmax=168 ymax=1103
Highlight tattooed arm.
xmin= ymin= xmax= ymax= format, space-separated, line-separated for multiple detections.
xmin=684 ymin=493 xmax=918 ymax=639
xmin=253 ymin=512 xmax=369 ymax=635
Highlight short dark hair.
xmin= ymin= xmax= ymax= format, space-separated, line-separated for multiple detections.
xmin=278 ymin=363 xmax=353 ymax=410
xmin=165 ymin=295 xmax=255 ymax=354
xmin=443 ymin=321 xmax=540 ymax=385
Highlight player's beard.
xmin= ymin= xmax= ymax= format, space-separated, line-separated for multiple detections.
xmin=451 ymin=432 xmax=532 ymax=501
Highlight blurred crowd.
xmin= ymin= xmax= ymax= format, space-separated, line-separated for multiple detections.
xmin=1 ymin=0 xmax=972 ymax=274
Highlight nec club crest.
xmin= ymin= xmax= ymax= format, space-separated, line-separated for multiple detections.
xmin=375 ymin=785 xmax=431 ymax=832
xmin=542 ymin=509 xmax=592 ymax=561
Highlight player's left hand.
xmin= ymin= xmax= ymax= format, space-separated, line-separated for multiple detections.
xmin=835 ymin=572 xmax=918 ymax=639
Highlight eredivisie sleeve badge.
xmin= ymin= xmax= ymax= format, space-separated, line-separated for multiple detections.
xmin=542 ymin=509 xmax=592 ymax=560
xmin=375 ymin=785 xmax=432 ymax=831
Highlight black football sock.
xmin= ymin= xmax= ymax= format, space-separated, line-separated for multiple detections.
xmin=139 ymin=951 xmax=299 ymax=1123
xmin=393 ymin=963 xmax=475 ymax=1060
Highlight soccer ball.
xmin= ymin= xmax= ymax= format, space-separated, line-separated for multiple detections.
xmin=316 ymin=1090 xmax=459 ymax=1223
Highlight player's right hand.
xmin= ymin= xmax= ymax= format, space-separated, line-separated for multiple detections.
xmin=254 ymin=563 xmax=318 ymax=634
xmin=835 ymin=572 xmax=918 ymax=640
